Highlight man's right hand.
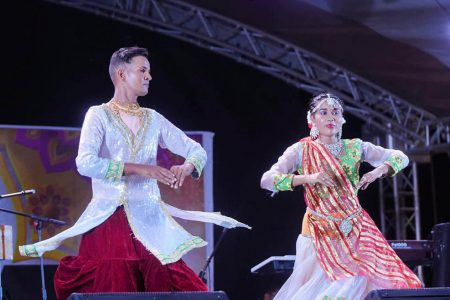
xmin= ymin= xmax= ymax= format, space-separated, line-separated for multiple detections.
xmin=124 ymin=163 xmax=177 ymax=187
xmin=140 ymin=165 xmax=177 ymax=187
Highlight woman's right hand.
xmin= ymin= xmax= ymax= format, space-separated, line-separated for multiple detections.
xmin=307 ymin=171 xmax=335 ymax=187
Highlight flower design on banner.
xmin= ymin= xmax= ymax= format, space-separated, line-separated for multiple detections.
xmin=26 ymin=185 xmax=71 ymax=237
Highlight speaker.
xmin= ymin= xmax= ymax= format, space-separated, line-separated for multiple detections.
xmin=1 ymin=264 xmax=58 ymax=300
xmin=67 ymin=291 xmax=229 ymax=300
xmin=364 ymin=288 xmax=450 ymax=299
xmin=432 ymin=223 xmax=450 ymax=287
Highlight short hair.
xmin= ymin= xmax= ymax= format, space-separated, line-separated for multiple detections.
xmin=109 ymin=46 xmax=149 ymax=82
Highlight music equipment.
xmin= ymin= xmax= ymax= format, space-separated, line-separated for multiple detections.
xmin=250 ymin=241 xmax=438 ymax=275
xmin=388 ymin=240 xmax=433 ymax=267
xmin=431 ymin=223 xmax=450 ymax=287
xmin=250 ymin=255 xmax=295 ymax=275
xmin=364 ymin=288 xmax=450 ymax=299
xmin=389 ymin=223 xmax=450 ymax=287
xmin=67 ymin=292 xmax=229 ymax=300
xmin=251 ymin=223 xmax=450 ymax=287
xmin=1 ymin=265 xmax=58 ymax=300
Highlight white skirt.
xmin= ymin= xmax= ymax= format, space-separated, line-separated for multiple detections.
xmin=274 ymin=235 xmax=380 ymax=300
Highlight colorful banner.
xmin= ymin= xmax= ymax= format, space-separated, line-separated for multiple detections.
xmin=0 ymin=125 xmax=214 ymax=286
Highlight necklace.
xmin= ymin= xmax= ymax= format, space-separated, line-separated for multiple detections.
xmin=318 ymin=140 xmax=343 ymax=157
xmin=109 ymin=99 xmax=143 ymax=117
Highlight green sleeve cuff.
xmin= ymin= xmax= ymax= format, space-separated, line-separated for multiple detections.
xmin=185 ymin=157 xmax=203 ymax=179
xmin=385 ymin=154 xmax=405 ymax=176
xmin=274 ymin=174 xmax=294 ymax=191
xmin=105 ymin=160 xmax=124 ymax=182
xmin=19 ymin=244 xmax=39 ymax=257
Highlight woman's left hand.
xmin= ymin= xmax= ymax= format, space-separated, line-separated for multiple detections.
xmin=357 ymin=164 xmax=389 ymax=190
xmin=170 ymin=163 xmax=195 ymax=189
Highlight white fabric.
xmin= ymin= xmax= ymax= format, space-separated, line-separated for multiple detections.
xmin=274 ymin=235 xmax=380 ymax=300
xmin=19 ymin=104 xmax=249 ymax=263
xmin=260 ymin=142 xmax=302 ymax=193
xmin=260 ymin=139 xmax=409 ymax=193
xmin=164 ymin=203 xmax=250 ymax=229
xmin=361 ymin=141 xmax=408 ymax=169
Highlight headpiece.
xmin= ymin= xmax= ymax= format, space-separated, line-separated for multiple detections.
xmin=307 ymin=93 xmax=346 ymax=128
xmin=307 ymin=93 xmax=346 ymax=140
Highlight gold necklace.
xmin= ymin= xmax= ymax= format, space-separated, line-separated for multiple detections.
xmin=109 ymin=99 xmax=143 ymax=117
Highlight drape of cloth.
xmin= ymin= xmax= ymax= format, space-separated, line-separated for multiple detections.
xmin=302 ymin=138 xmax=421 ymax=288
xmin=19 ymin=105 xmax=250 ymax=263
xmin=274 ymin=235 xmax=380 ymax=300
xmin=54 ymin=206 xmax=207 ymax=300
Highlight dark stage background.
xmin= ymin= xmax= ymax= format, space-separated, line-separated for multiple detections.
xmin=2 ymin=1 xmax=449 ymax=299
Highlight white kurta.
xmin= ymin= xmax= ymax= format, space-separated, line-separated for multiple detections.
xmin=19 ymin=104 xmax=250 ymax=264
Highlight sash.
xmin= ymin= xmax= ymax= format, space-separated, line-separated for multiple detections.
xmin=301 ymin=138 xmax=421 ymax=288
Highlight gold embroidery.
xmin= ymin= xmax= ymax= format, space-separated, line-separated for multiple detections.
xmin=102 ymin=105 xmax=152 ymax=160
xmin=122 ymin=196 xmax=206 ymax=265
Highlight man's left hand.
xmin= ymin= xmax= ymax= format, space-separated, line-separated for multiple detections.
xmin=170 ymin=163 xmax=195 ymax=189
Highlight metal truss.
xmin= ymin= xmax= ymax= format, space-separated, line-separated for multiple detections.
xmin=378 ymin=153 xmax=424 ymax=280
xmin=374 ymin=130 xmax=420 ymax=249
xmin=379 ymin=161 xmax=421 ymax=240
xmin=46 ymin=0 xmax=450 ymax=151
xmin=375 ymin=116 xmax=447 ymax=242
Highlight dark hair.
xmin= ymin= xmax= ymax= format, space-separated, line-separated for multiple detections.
xmin=109 ymin=46 xmax=149 ymax=81
xmin=309 ymin=92 xmax=344 ymax=113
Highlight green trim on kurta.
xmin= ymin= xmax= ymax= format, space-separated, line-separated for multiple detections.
xmin=102 ymin=105 xmax=152 ymax=162
xmin=185 ymin=157 xmax=203 ymax=178
xmin=158 ymin=236 xmax=207 ymax=264
xmin=105 ymin=160 xmax=124 ymax=182
xmin=274 ymin=173 xmax=294 ymax=191
xmin=300 ymin=138 xmax=408 ymax=190
xmin=103 ymin=104 xmax=134 ymax=151
xmin=121 ymin=196 xmax=207 ymax=265
xmin=19 ymin=244 xmax=39 ymax=257
xmin=385 ymin=154 xmax=405 ymax=176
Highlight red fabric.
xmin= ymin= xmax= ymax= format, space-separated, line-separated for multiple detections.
xmin=54 ymin=206 xmax=207 ymax=300
xmin=301 ymin=138 xmax=422 ymax=288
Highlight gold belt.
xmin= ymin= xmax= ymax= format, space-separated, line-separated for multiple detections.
xmin=306 ymin=206 xmax=362 ymax=237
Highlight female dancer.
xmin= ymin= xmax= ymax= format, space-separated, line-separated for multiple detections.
xmin=261 ymin=93 xmax=421 ymax=300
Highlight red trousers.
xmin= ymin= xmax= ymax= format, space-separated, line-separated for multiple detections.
xmin=54 ymin=206 xmax=207 ymax=300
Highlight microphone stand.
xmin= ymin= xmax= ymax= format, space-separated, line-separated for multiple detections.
xmin=199 ymin=227 xmax=228 ymax=284
xmin=0 ymin=205 xmax=65 ymax=300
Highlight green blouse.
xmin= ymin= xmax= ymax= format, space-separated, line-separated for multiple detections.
xmin=269 ymin=139 xmax=408 ymax=192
